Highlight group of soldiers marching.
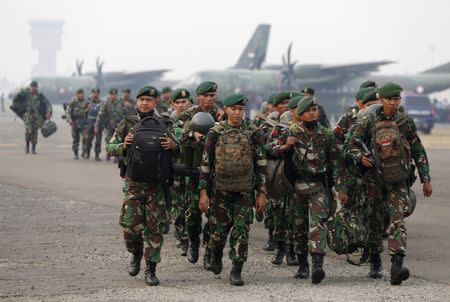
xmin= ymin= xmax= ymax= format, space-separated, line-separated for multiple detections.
xmin=13 ymin=79 xmax=433 ymax=288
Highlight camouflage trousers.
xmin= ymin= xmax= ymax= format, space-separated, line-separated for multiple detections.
xmin=270 ymin=196 xmax=293 ymax=244
xmin=105 ymin=126 xmax=115 ymax=146
xmin=363 ymin=181 xmax=387 ymax=253
xmin=185 ymin=176 xmax=212 ymax=246
xmin=386 ymin=183 xmax=409 ymax=255
xmin=210 ymin=191 xmax=254 ymax=263
xmin=71 ymin=124 xmax=87 ymax=153
xmin=171 ymin=176 xmax=188 ymax=242
xmin=23 ymin=112 xmax=42 ymax=145
xmin=291 ymin=189 xmax=328 ymax=255
xmin=119 ymin=178 xmax=168 ymax=263
xmin=263 ymin=199 xmax=275 ymax=232
xmin=84 ymin=123 xmax=102 ymax=155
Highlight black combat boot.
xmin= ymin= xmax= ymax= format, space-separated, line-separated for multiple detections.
xmin=390 ymin=254 xmax=409 ymax=285
xmin=106 ymin=153 xmax=110 ymax=161
xmin=230 ymin=262 xmax=244 ymax=286
xmin=311 ymin=253 xmax=325 ymax=284
xmin=74 ymin=150 xmax=79 ymax=160
xmin=95 ymin=153 xmax=101 ymax=161
xmin=187 ymin=236 xmax=200 ymax=263
xmin=211 ymin=248 xmax=223 ymax=275
xmin=203 ymin=247 xmax=212 ymax=271
xmin=294 ymin=253 xmax=309 ymax=279
xmin=86 ymin=150 xmax=90 ymax=160
xmin=81 ymin=150 xmax=87 ymax=159
xmin=264 ymin=229 xmax=275 ymax=251
xmin=163 ymin=220 xmax=171 ymax=234
xmin=128 ymin=251 xmax=143 ymax=277
xmin=25 ymin=142 xmax=30 ymax=154
xmin=271 ymin=241 xmax=286 ymax=265
xmin=369 ymin=252 xmax=383 ymax=279
xmin=31 ymin=144 xmax=36 ymax=155
xmin=144 ymin=261 xmax=159 ymax=286
xmin=255 ymin=211 xmax=264 ymax=222
xmin=286 ymin=243 xmax=298 ymax=266
xmin=179 ymin=240 xmax=189 ymax=257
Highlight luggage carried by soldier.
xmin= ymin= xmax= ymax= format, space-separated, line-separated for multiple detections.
xmin=41 ymin=120 xmax=57 ymax=138
xmin=126 ymin=116 xmax=173 ymax=183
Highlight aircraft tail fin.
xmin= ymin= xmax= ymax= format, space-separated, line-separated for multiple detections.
xmin=233 ymin=24 xmax=271 ymax=70
xmin=421 ymin=62 xmax=450 ymax=74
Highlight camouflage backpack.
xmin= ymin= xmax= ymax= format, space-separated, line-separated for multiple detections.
xmin=213 ymin=124 xmax=256 ymax=192
xmin=370 ymin=114 xmax=411 ymax=185
xmin=326 ymin=205 xmax=369 ymax=265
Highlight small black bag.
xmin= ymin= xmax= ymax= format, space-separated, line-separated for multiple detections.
xmin=126 ymin=116 xmax=173 ymax=183
xmin=41 ymin=120 xmax=57 ymax=138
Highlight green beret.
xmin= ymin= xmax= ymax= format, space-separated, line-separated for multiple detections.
xmin=91 ymin=88 xmax=100 ymax=93
xmin=360 ymin=80 xmax=377 ymax=89
xmin=288 ymin=96 xmax=303 ymax=109
xmin=297 ymin=96 xmax=318 ymax=115
xmin=223 ymin=93 xmax=247 ymax=107
xmin=162 ymin=86 xmax=172 ymax=94
xmin=266 ymin=92 xmax=277 ymax=104
xmin=273 ymin=91 xmax=291 ymax=105
xmin=136 ymin=85 xmax=160 ymax=98
xmin=76 ymin=88 xmax=84 ymax=94
xmin=355 ymin=87 xmax=374 ymax=100
xmin=171 ymin=88 xmax=190 ymax=101
xmin=301 ymin=87 xmax=315 ymax=96
xmin=109 ymin=88 xmax=118 ymax=94
xmin=196 ymin=81 xmax=218 ymax=95
xmin=362 ymin=89 xmax=379 ymax=104
xmin=289 ymin=91 xmax=304 ymax=99
xmin=378 ymin=82 xmax=403 ymax=98
xmin=30 ymin=80 xmax=38 ymax=87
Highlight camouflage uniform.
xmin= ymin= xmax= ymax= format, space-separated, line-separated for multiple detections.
xmin=66 ymin=96 xmax=89 ymax=154
xmin=15 ymin=89 xmax=51 ymax=148
xmin=96 ymin=98 xmax=124 ymax=145
xmin=122 ymin=98 xmax=137 ymax=117
xmin=85 ymin=98 xmax=103 ymax=157
xmin=318 ymin=105 xmax=331 ymax=129
xmin=346 ymin=107 xmax=431 ymax=255
xmin=267 ymin=122 xmax=339 ymax=255
xmin=334 ymin=106 xmax=359 ymax=145
xmin=199 ymin=120 xmax=267 ymax=263
xmin=177 ymin=105 xmax=221 ymax=247
xmin=106 ymin=112 xmax=173 ymax=263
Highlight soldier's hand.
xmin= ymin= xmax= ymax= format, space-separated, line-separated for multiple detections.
xmin=286 ymin=136 xmax=297 ymax=146
xmin=94 ymin=127 xmax=99 ymax=135
xmin=255 ymin=193 xmax=267 ymax=213
xmin=338 ymin=191 xmax=349 ymax=204
xmin=123 ymin=133 xmax=133 ymax=150
xmin=361 ymin=155 xmax=373 ymax=168
xmin=199 ymin=190 xmax=210 ymax=213
xmin=216 ymin=108 xmax=225 ymax=121
xmin=423 ymin=181 xmax=433 ymax=197
xmin=193 ymin=131 xmax=204 ymax=143
xmin=160 ymin=134 xmax=176 ymax=150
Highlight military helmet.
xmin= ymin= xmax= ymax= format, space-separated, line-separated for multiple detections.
xmin=279 ymin=111 xmax=292 ymax=125
xmin=189 ymin=112 xmax=215 ymax=134
xmin=260 ymin=101 xmax=269 ymax=114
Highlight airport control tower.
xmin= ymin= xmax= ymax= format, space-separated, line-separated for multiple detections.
xmin=29 ymin=20 xmax=64 ymax=76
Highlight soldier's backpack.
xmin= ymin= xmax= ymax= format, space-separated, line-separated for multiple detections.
xmin=327 ymin=205 xmax=369 ymax=266
xmin=370 ymin=114 xmax=411 ymax=185
xmin=213 ymin=124 xmax=256 ymax=192
xmin=126 ymin=116 xmax=173 ymax=183
xmin=10 ymin=90 xmax=28 ymax=120
xmin=266 ymin=156 xmax=296 ymax=199
xmin=41 ymin=120 xmax=57 ymax=138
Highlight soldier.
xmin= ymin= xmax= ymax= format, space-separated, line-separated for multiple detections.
xmin=66 ymin=89 xmax=89 ymax=159
xmin=13 ymin=81 xmax=52 ymax=154
xmin=346 ymin=82 xmax=432 ymax=285
xmin=301 ymin=87 xmax=331 ymax=128
xmin=1 ymin=92 xmax=4 ymax=112
xmin=198 ymin=93 xmax=267 ymax=286
xmin=360 ymin=80 xmax=377 ymax=89
xmin=121 ymin=88 xmax=136 ymax=117
xmin=84 ymin=88 xmax=103 ymax=160
xmin=169 ymin=88 xmax=191 ymax=256
xmin=267 ymin=96 xmax=339 ymax=284
xmin=158 ymin=86 xmax=172 ymax=113
xmin=252 ymin=92 xmax=277 ymax=127
xmin=96 ymin=88 xmax=124 ymax=161
xmin=106 ymin=85 xmax=178 ymax=286
xmin=177 ymin=81 xmax=224 ymax=271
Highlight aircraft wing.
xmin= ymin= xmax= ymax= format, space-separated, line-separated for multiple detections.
xmin=100 ymin=69 xmax=170 ymax=82
xmin=421 ymin=62 xmax=450 ymax=74
xmin=319 ymin=61 xmax=394 ymax=77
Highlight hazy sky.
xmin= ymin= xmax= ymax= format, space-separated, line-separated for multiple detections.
xmin=2 ymin=0 xmax=449 ymax=83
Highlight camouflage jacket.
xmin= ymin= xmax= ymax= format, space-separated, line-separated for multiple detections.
xmin=318 ymin=105 xmax=331 ymax=129
xmin=198 ymin=120 xmax=267 ymax=193
xmin=334 ymin=106 xmax=359 ymax=145
xmin=15 ymin=89 xmax=52 ymax=121
xmin=95 ymin=99 xmax=124 ymax=129
xmin=266 ymin=122 xmax=340 ymax=194
xmin=121 ymin=98 xmax=136 ymax=117
xmin=346 ymin=106 xmax=431 ymax=183
xmin=66 ymin=97 xmax=89 ymax=125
